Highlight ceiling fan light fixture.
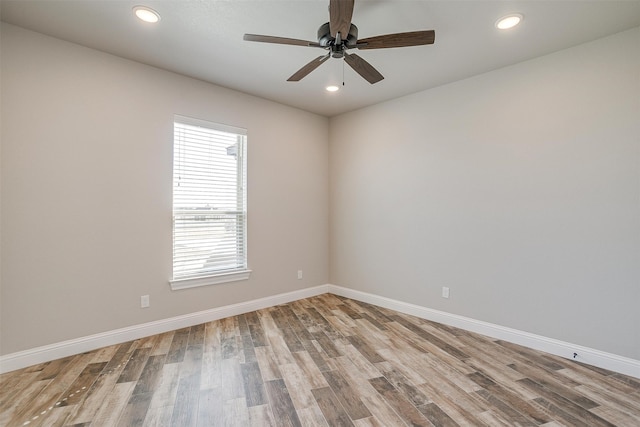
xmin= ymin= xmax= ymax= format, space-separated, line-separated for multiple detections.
xmin=133 ymin=6 xmax=161 ymax=23
xmin=496 ymin=14 xmax=523 ymax=30
xmin=326 ymin=85 xmax=340 ymax=92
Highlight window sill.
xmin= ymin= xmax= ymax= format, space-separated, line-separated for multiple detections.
xmin=170 ymin=269 xmax=252 ymax=290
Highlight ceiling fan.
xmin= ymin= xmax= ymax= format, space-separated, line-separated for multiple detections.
xmin=243 ymin=0 xmax=435 ymax=84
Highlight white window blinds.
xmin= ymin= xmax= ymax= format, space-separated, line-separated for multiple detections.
xmin=171 ymin=115 xmax=248 ymax=288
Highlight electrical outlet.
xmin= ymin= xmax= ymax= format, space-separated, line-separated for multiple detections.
xmin=141 ymin=295 xmax=150 ymax=308
xmin=442 ymin=287 xmax=450 ymax=299
xmin=297 ymin=270 xmax=303 ymax=280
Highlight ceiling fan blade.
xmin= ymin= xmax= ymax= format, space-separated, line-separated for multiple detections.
xmin=244 ymin=34 xmax=320 ymax=47
xmin=357 ymin=30 xmax=435 ymax=49
xmin=287 ymin=54 xmax=331 ymax=81
xmin=344 ymin=52 xmax=384 ymax=84
xmin=329 ymin=0 xmax=354 ymax=39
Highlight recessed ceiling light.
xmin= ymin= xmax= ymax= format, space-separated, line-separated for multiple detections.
xmin=326 ymin=85 xmax=340 ymax=92
xmin=496 ymin=14 xmax=523 ymax=30
xmin=133 ymin=6 xmax=161 ymax=23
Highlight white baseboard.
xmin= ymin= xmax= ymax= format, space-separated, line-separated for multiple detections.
xmin=3 ymin=283 xmax=638 ymax=379
xmin=0 ymin=285 xmax=329 ymax=374
xmin=328 ymin=284 xmax=640 ymax=379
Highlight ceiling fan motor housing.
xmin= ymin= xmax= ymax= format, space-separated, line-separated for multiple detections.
xmin=317 ymin=22 xmax=359 ymax=57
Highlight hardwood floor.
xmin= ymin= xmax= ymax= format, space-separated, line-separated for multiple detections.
xmin=1 ymin=294 xmax=639 ymax=426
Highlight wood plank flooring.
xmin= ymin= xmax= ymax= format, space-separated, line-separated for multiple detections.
xmin=1 ymin=294 xmax=639 ymax=426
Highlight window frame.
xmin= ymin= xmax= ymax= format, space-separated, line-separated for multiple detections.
xmin=169 ymin=115 xmax=250 ymax=290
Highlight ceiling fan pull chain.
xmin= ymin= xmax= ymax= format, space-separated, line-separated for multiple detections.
xmin=342 ymin=58 xmax=345 ymax=86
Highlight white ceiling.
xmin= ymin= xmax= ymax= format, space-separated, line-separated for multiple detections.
xmin=2 ymin=1 xmax=639 ymax=117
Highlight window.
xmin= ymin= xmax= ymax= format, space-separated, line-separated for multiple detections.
xmin=170 ymin=115 xmax=249 ymax=290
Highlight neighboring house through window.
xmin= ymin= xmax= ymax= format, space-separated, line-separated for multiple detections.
xmin=170 ymin=115 xmax=250 ymax=290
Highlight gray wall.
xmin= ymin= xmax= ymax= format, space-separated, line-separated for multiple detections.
xmin=1 ymin=24 xmax=329 ymax=355
xmin=2 ymin=22 xmax=638 ymax=362
xmin=329 ymin=28 xmax=640 ymax=360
